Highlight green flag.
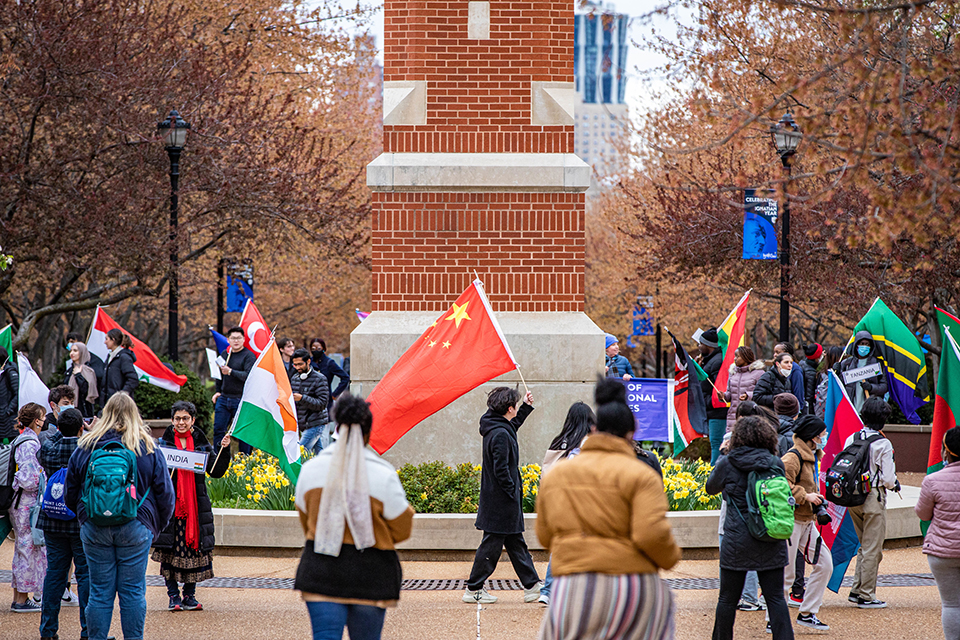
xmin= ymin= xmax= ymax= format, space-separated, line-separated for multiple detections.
xmin=923 ymin=313 xmax=960 ymax=535
xmin=0 ymin=325 xmax=11 ymax=365
xmin=848 ymin=298 xmax=930 ymax=423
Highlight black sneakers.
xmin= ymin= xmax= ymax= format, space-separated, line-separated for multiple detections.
xmin=856 ymin=597 xmax=887 ymax=609
xmin=168 ymin=595 xmax=182 ymax=611
xmin=797 ymin=612 xmax=830 ymax=630
xmin=182 ymin=595 xmax=203 ymax=611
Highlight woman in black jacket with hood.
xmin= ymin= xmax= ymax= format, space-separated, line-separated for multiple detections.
xmin=753 ymin=352 xmax=794 ymax=409
xmin=706 ymin=416 xmax=794 ymax=640
xmin=151 ymin=401 xmax=231 ymax=612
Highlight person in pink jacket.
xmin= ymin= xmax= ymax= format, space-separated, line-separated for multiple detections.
xmin=723 ymin=347 xmax=766 ymax=431
xmin=915 ymin=426 xmax=960 ymax=640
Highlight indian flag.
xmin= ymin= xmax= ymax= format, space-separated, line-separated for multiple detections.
xmin=713 ymin=290 xmax=751 ymax=408
xmin=229 ymin=338 xmax=301 ymax=482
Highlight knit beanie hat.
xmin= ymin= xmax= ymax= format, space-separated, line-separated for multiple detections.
xmin=803 ymin=343 xmax=823 ymax=360
xmin=794 ymin=415 xmax=827 ymax=441
xmin=773 ymin=393 xmax=800 ymax=417
xmin=605 ymin=333 xmax=618 ymax=349
xmin=699 ymin=328 xmax=719 ymax=348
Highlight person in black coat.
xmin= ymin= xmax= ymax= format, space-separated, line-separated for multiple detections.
xmin=800 ymin=344 xmax=823 ymax=415
xmin=290 ymin=349 xmax=329 ymax=455
xmin=753 ymin=352 xmax=794 ymax=409
xmin=699 ymin=328 xmax=727 ymax=464
xmin=150 ymin=401 xmax=231 ymax=611
xmin=463 ymin=387 xmax=541 ymax=604
xmin=99 ymin=328 xmax=139 ymax=406
xmin=0 ymin=347 xmax=20 ymax=442
xmin=838 ymin=330 xmax=888 ymax=412
xmin=706 ymin=416 xmax=794 ymax=640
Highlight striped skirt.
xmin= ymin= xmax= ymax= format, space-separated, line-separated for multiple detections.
xmin=538 ymin=573 xmax=674 ymax=640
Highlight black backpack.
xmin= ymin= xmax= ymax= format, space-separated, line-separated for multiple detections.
xmin=825 ymin=432 xmax=883 ymax=507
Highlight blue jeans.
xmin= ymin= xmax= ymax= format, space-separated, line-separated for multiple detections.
xmin=305 ymin=601 xmax=386 ymax=640
xmin=299 ymin=424 xmax=326 ymax=456
xmin=541 ymin=558 xmax=553 ymax=597
xmin=80 ymin=519 xmax=153 ymax=640
xmin=41 ymin=532 xmax=90 ymax=639
xmin=214 ymin=396 xmax=251 ymax=455
xmin=708 ymin=418 xmax=726 ymax=464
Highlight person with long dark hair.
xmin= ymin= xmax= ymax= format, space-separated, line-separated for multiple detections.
xmin=537 ymin=378 xmax=680 ymax=639
xmin=706 ymin=416 xmax=794 ymax=640
xmin=537 ymin=401 xmax=597 ymax=605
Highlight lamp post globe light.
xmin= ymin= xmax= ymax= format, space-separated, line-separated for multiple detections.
xmin=770 ymin=112 xmax=801 ymax=343
xmin=157 ymin=109 xmax=191 ymax=362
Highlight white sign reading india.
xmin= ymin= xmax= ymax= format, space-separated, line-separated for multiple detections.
xmin=159 ymin=447 xmax=208 ymax=474
xmin=842 ymin=362 xmax=883 ymax=386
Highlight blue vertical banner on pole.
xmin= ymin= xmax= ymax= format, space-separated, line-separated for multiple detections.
xmin=626 ymin=379 xmax=670 ymax=441
xmin=743 ymin=189 xmax=778 ymax=260
xmin=628 ymin=295 xmax=655 ymax=347
xmin=225 ymin=262 xmax=254 ymax=313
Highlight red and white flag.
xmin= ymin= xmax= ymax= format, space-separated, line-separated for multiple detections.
xmin=239 ymin=299 xmax=271 ymax=356
xmin=87 ymin=307 xmax=188 ymax=393
xmin=367 ymin=279 xmax=519 ymax=454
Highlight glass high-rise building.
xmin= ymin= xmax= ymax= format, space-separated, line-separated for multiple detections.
xmin=574 ymin=6 xmax=628 ymax=105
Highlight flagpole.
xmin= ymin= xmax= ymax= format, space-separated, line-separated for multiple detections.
xmin=515 ymin=365 xmax=530 ymax=396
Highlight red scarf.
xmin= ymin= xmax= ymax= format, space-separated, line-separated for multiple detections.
xmin=173 ymin=429 xmax=200 ymax=550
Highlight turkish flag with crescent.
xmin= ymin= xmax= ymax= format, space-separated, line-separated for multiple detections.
xmin=367 ymin=279 xmax=519 ymax=454
xmin=239 ymin=300 xmax=271 ymax=355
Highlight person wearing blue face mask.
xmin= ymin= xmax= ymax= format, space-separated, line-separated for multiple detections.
xmin=838 ymin=331 xmax=888 ymax=412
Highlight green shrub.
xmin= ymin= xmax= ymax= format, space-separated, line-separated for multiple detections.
xmin=398 ymin=461 xmax=482 ymax=514
xmin=133 ymin=360 xmax=214 ymax=438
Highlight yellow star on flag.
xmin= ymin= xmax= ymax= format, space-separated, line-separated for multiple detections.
xmin=442 ymin=341 xmax=451 ymax=349
xmin=446 ymin=302 xmax=471 ymax=328
xmin=429 ymin=340 xmax=437 ymax=347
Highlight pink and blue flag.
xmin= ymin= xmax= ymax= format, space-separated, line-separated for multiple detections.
xmin=356 ymin=308 xmax=370 ymax=322
xmin=819 ymin=369 xmax=866 ymax=592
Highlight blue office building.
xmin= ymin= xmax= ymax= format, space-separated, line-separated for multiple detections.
xmin=574 ymin=7 xmax=628 ymax=105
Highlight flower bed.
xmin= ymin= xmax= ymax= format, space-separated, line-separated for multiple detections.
xmin=209 ymin=451 xmax=720 ymax=513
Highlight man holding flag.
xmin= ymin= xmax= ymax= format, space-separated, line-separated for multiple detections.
xmin=213 ymin=327 xmax=257 ymax=455
xmin=698 ymin=328 xmax=727 ymax=463
xmin=668 ymin=329 xmax=708 ymax=457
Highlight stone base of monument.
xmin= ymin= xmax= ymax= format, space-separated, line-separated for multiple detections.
xmin=350 ymin=311 xmax=605 ymax=467
xmin=210 ymin=486 xmax=923 ymax=554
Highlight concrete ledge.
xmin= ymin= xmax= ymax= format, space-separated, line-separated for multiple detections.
xmin=366 ymin=153 xmax=591 ymax=192
xmin=213 ymin=486 xmax=922 ymax=550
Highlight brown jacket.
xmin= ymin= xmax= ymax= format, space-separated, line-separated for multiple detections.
xmin=536 ymin=432 xmax=681 ymax=576
xmin=782 ymin=436 xmax=820 ymax=523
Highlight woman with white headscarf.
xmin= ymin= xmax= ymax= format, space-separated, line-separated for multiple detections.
xmin=64 ymin=341 xmax=98 ymax=418
xmin=294 ymin=394 xmax=414 ymax=640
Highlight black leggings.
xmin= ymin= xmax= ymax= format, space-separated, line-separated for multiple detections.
xmin=713 ymin=567 xmax=794 ymax=640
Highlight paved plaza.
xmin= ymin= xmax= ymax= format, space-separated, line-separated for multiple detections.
xmin=0 ymin=545 xmax=942 ymax=640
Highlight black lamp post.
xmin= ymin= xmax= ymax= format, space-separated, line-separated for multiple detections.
xmin=771 ymin=112 xmax=801 ymax=343
xmin=157 ymin=109 xmax=191 ymax=362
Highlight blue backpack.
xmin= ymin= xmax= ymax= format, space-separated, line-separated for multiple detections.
xmin=41 ymin=468 xmax=76 ymax=521
xmin=81 ymin=442 xmax=149 ymax=527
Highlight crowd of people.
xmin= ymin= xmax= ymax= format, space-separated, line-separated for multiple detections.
xmin=2 ymin=323 xmax=960 ymax=640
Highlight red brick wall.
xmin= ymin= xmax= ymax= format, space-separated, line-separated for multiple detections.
xmin=372 ymin=192 xmax=585 ymax=312
xmin=382 ymin=0 xmax=574 ymax=153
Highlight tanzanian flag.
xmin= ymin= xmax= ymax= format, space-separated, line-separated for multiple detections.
xmin=847 ymin=298 xmax=930 ymax=423
xmin=669 ymin=330 xmax=708 ymax=455
xmin=713 ymin=291 xmax=751 ymax=409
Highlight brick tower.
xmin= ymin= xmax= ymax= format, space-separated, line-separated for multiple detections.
xmin=353 ymin=0 xmax=602 ymax=465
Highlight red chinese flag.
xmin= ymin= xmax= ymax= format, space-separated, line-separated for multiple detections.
xmin=368 ymin=279 xmax=518 ymax=454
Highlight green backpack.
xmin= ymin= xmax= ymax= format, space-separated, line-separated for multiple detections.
xmin=81 ymin=441 xmax=150 ymax=527
xmin=734 ymin=455 xmax=796 ymax=542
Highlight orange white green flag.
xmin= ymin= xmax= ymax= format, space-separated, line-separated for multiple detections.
xmin=713 ymin=290 xmax=751 ymax=409
xmin=229 ymin=337 xmax=301 ymax=481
